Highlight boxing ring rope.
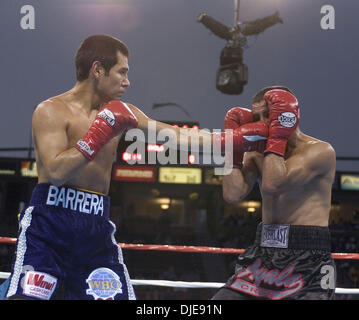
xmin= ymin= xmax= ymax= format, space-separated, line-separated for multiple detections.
xmin=1 ymin=237 xmax=359 ymax=295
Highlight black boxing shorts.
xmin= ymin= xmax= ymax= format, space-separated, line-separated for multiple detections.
xmin=212 ymin=223 xmax=336 ymax=300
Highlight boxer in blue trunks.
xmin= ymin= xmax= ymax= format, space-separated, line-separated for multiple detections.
xmin=6 ymin=34 xmax=268 ymax=300
xmin=7 ymin=184 xmax=133 ymax=300
xmin=5 ymin=34 xmax=140 ymax=300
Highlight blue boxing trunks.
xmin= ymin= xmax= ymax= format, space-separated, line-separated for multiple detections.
xmin=5 ymin=183 xmax=136 ymax=300
xmin=212 ymin=223 xmax=336 ymax=300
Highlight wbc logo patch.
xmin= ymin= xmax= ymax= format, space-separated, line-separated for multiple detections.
xmin=86 ymin=268 xmax=123 ymax=300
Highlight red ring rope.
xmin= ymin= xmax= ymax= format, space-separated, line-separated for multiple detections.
xmin=1 ymin=236 xmax=358 ymax=260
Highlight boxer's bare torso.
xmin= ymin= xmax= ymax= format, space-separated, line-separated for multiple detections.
xmin=248 ymin=133 xmax=335 ymax=226
xmin=222 ymin=101 xmax=336 ymax=227
xmin=32 ymin=92 xmax=122 ymax=195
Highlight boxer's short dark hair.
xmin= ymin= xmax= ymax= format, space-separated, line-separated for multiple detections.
xmin=75 ymin=34 xmax=130 ymax=81
xmin=252 ymin=86 xmax=294 ymax=104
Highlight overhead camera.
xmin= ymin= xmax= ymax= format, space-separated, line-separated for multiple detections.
xmin=198 ymin=5 xmax=283 ymax=95
xmin=217 ymin=41 xmax=248 ymax=95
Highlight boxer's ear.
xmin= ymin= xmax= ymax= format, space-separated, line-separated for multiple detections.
xmin=91 ymin=61 xmax=105 ymax=79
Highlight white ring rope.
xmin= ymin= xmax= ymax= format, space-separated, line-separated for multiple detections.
xmin=1 ymin=271 xmax=358 ymax=294
xmin=0 ymin=272 xmax=11 ymax=279
xmin=131 ymin=279 xmax=224 ymax=289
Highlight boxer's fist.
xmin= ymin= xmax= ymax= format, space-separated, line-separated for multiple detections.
xmin=219 ymin=121 xmax=268 ymax=168
xmin=233 ymin=121 xmax=268 ymax=153
xmin=224 ymin=107 xmax=253 ymax=130
xmin=264 ymin=89 xmax=299 ymax=157
xmin=224 ymin=107 xmax=253 ymax=168
xmin=101 ymin=100 xmax=139 ymax=134
xmin=76 ymin=100 xmax=138 ymax=160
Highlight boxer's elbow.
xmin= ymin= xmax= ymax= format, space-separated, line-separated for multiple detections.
xmin=222 ymin=175 xmax=251 ymax=203
xmin=223 ymin=193 xmax=241 ymax=204
xmin=45 ymin=151 xmax=85 ymax=186
xmin=222 ymin=185 xmax=247 ymax=204
xmin=49 ymin=174 xmax=67 ymax=187
xmin=47 ymin=167 xmax=68 ymax=187
xmin=261 ymin=180 xmax=286 ymax=195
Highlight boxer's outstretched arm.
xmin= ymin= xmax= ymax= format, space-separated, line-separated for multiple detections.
xmin=222 ymin=152 xmax=262 ymax=203
xmin=261 ymin=142 xmax=336 ymax=195
xmin=127 ymin=104 xmax=213 ymax=151
xmin=32 ymin=101 xmax=88 ymax=186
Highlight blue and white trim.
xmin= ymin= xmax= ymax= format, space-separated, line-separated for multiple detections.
xmin=6 ymin=206 xmax=34 ymax=298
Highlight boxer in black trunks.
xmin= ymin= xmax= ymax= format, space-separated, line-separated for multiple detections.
xmin=212 ymin=86 xmax=337 ymax=300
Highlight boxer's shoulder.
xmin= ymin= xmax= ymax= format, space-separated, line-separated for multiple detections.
xmin=303 ymin=136 xmax=335 ymax=158
xmin=291 ymin=134 xmax=334 ymax=156
xmin=290 ymin=135 xmax=336 ymax=175
xmin=33 ymin=95 xmax=74 ymax=126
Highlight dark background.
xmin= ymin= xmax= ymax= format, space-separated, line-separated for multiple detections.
xmin=0 ymin=0 xmax=358 ymax=171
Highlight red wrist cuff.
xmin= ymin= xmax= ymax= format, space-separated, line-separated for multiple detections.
xmin=76 ymin=139 xmax=96 ymax=160
xmin=264 ymin=138 xmax=287 ymax=157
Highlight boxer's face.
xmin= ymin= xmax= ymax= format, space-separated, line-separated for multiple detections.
xmin=96 ymin=51 xmax=130 ymax=101
xmin=252 ymin=100 xmax=269 ymax=123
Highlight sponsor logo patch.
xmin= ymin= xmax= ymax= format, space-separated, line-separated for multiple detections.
xmin=278 ymin=112 xmax=296 ymax=128
xmin=86 ymin=268 xmax=123 ymax=300
xmin=230 ymin=258 xmax=304 ymax=300
xmin=98 ymin=109 xmax=115 ymax=126
xmin=261 ymin=224 xmax=290 ymax=248
xmin=77 ymin=139 xmax=94 ymax=156
xmin=23 ymin=271 xmax=57 ymax=300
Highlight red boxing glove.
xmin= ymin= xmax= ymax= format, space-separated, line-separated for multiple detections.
xmin=233 ymin=121 xmax=268 ymax=154
xmin=76 ymin=100 xmax=138 ymax=160
xmin=215 ymin=121 xmax=268 ymax=168
xmin=263 ymin=89 xmax=299 ymax=157
xmin=224 ymin=106 xmax=253 ymax=130
xmin=224 ymin=107 xmax=253 ymax=168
